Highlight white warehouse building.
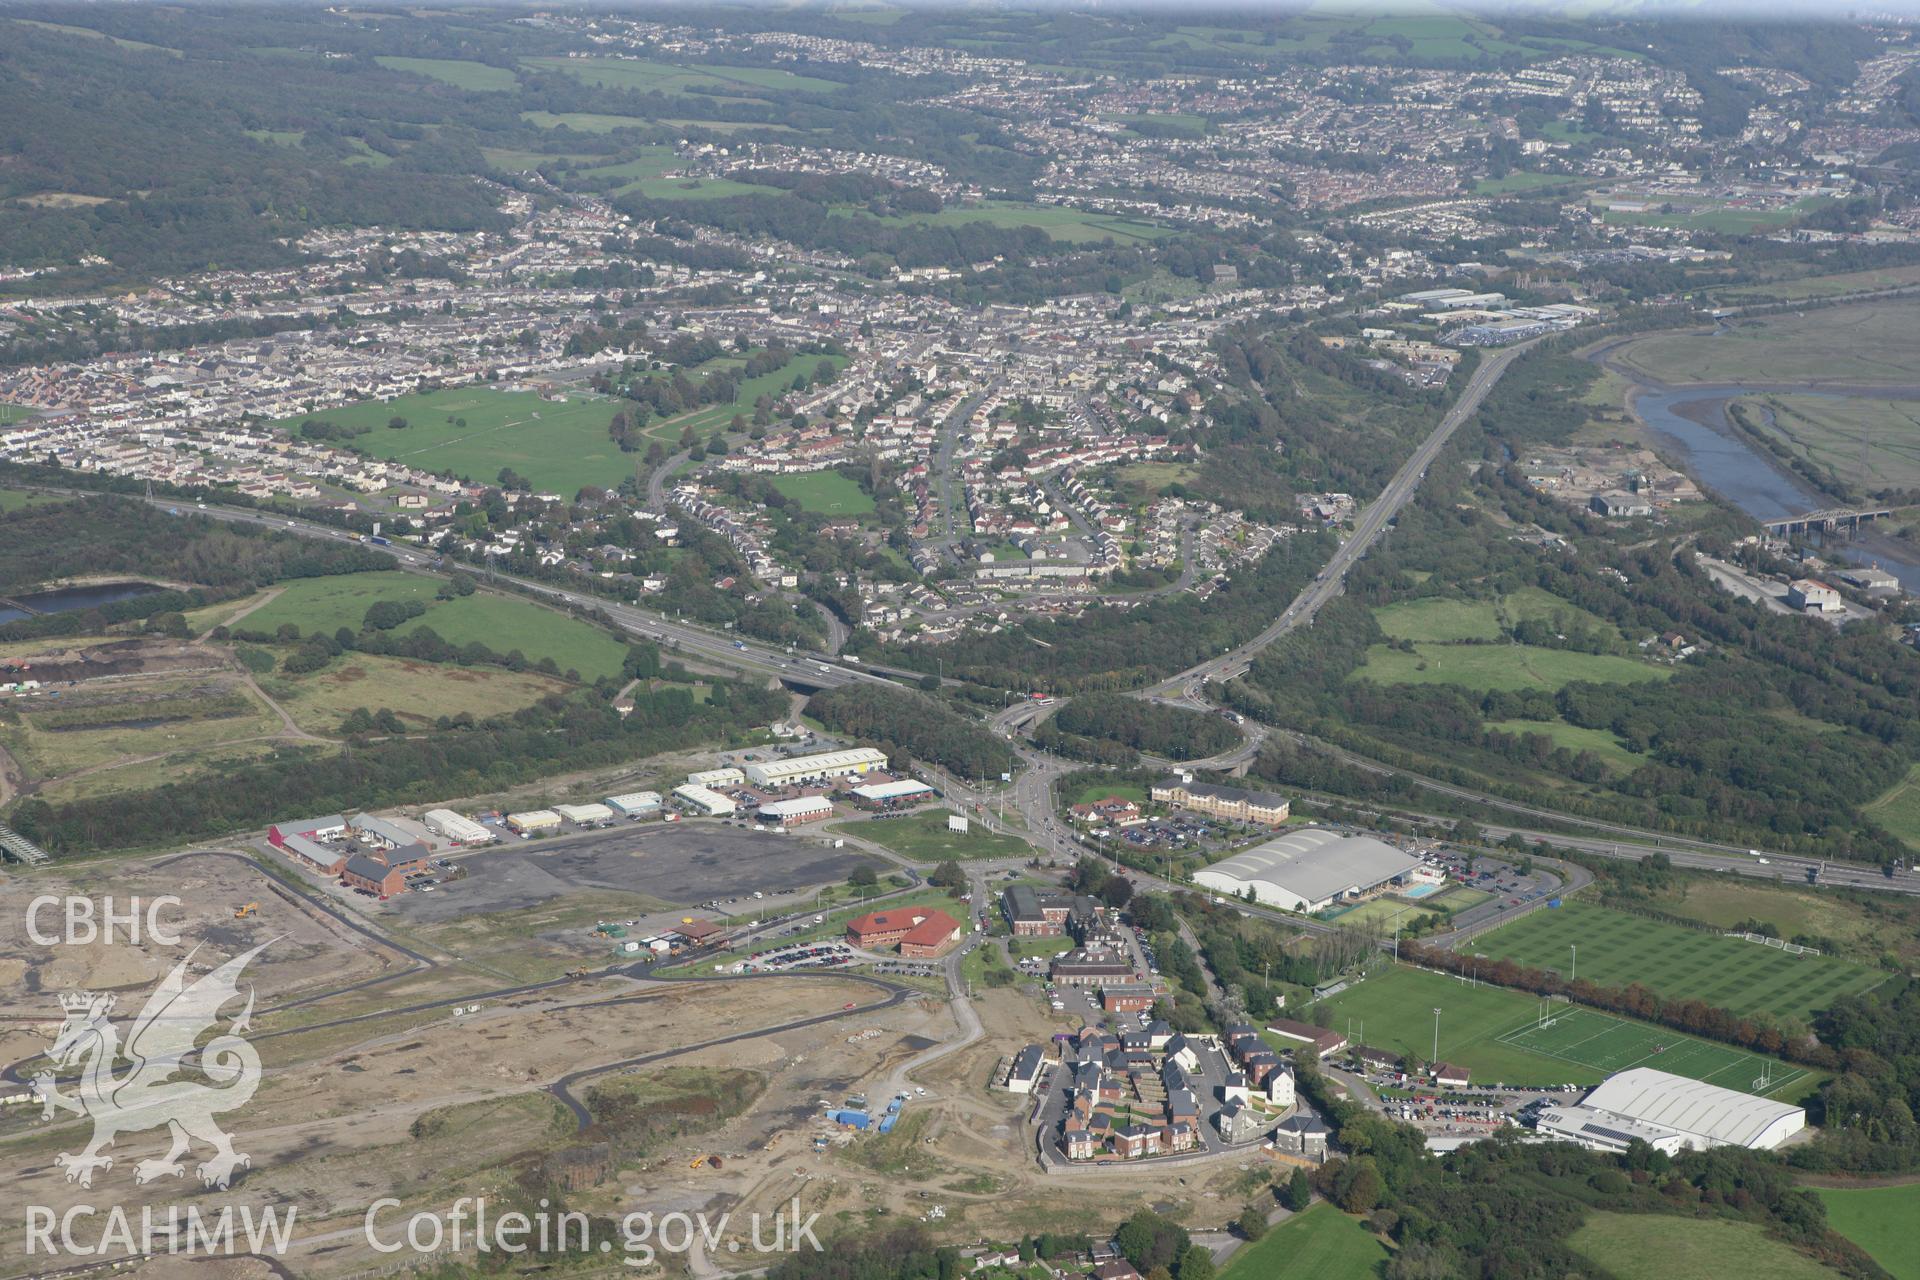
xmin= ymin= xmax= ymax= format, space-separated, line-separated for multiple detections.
xmin=1544 ymin=1067 xmax=1806 ymax=1153
xmin=605 ymin=791 xmax=662 ymax=818
xmin=673 ymin=783 xmax=737 ymax=817
xmin=423 ymin=809 xmax=494 ymax=845
xmin=506 ymin=809 xmax=562 ymax=836
xmin=744 ymin=747 xmax=889 ymax=787
xmin=554 ymin=802 xmax=616 ymax=826
xmin=1192 ymin=828 xmax=1423 ymax=913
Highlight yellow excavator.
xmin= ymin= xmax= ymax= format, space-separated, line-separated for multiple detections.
xmin=233 ymin=903 xmax=258 ymax=919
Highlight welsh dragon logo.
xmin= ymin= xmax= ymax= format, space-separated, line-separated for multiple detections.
xmin=33 ymin=941 xmax=268 ymax=1190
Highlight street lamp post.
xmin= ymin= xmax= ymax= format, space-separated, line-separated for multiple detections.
xmin=1432 ymin=1007 xmax=1441 ymax=1064
xmin=1570 ymin=943 xmax=1577 ymax=984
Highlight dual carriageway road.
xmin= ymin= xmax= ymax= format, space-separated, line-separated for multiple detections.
xmin=135 ymin=328 xmax=1916 ymax=911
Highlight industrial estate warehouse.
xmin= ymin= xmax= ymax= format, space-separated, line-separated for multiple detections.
xmin=1192 ymin=828 xmax=1424 ymax=912
xmin=743 ymin=747 xmax=888 ymax=787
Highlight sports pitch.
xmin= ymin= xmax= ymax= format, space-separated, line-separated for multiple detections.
xmin=1316 ymin=965 xmax=1811 ymax=1099
xmin=1472 ymin=901 xmax=1885 ymax=1025
xmin=1495 ymin=1004 xmax=1808 ymax=1099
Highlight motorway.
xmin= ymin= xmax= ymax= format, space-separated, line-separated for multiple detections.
xmin=1145 ymin=340 xmax=1535 ymax=696
xmin=143 ymin=497 xmax=896 ymax=692
xmin=131 ymin=337 xmax=1920 ymax=906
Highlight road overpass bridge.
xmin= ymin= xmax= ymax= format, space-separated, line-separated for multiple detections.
xmin=1761 ymin=506 xmax=1892 ymax=539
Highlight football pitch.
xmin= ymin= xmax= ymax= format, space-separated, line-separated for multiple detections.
xmin=1316 ymin=966 xmax=1811 ymax=1099
xmin=1472 ymin=901 xmax=1885 ymax=1025
xmin=1496 ymin=1004 xmax=1808 ymax=1098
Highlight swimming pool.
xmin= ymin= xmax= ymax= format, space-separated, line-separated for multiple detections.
xmin=1401 ymin=882 xmax=1442 ymax=899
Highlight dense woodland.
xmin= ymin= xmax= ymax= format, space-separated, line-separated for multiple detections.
xmin=805 ymin=681 xmax=1017 ymax=781
xmin=1796 ymin=978 xmax=1920 ymax=1174
xmin=1046 ymin=693 xmax=1241 ymax=762
xmin=0 ymin=495 xmax=388 ymax=597
xmin=1223 ymin=352 xmax=1920 ymax=864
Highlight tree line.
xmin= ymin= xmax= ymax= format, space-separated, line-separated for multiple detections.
xmin=805 ymin=682 xmax=1016 ymax=781
xmin=1050 ymin=692 xmax=1241 ymax=761
xmin=8 ymin=677 xmax=785 ymax=856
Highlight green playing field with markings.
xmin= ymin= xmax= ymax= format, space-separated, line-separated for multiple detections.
xmin=1471 ymin=901 xmax=1885 ymax=1026
xmin=1315 ymin=965 xmax=1814 ymax=1098
xmin=1495 ymin=1005 xmax=1809 ymax=1100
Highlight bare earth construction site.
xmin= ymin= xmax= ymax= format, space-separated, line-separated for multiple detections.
xmin=0 ymin=838 xmax=1247 ymax=1278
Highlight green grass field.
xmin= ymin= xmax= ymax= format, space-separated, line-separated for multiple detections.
xmin=1063 ymin=779 xmax=1150 ymax=807
xmin=482 ymin=147 xmax=594 ymax=172
xmin=0 ymin=677 xmax=284 ymax=792
xmin=398 ymin=593 xmax=629 ymax=680
xmin=1111 ymin=461 xmax=1200 ymax=500
xmin=375 ymin=56 xmax=518 ymax=91
xmin=1315 ymin=965 xmax=1809 ymax=1097
xmin=0 ymin=487 xmax=61 ymax=512
xmin=1720 ymin=263 xmax=1920 ymax=305
xmin=1866 ymin=763 xmax=1920 ymax=850
xmin=1327 ymin=886 xmax=1490 ymax=930
xmin=859 ymin=810 xmax=1036 ymax=862
xmin=0 ymin=402 xmax=34 ymax=424
xmin=1816 ymin=1185 xmax=1920 ymax=1280
xmin=1486 ymin=720 xmax=1644 ymax=774
xmin=269 ymin=387 xmax=631 ymax=494
xmin=1600 ymin=202 xmax=1823 ymax=235
xmin=1374 ymin=597 xmax=1501 ymax=642
xmin=1570 ymin=1213 xmax=1839 ymax=1280
xmin=1472 ymin=901 xmax=1885 ymax=1025
xmin=581 ymin=148 xmax=680 ymax=183
xmin=1350 ymin=643 xmax=1667 ymax=694
xmin=1639 ymin=875 xmax=1920 ymax=967
xmin=519 ymin=110 xmax=653 ymax=134
xmin=231 ymin=571 xmax=440 ymax=637
xmin=1219 ymin=1205 xmax=1386 ymax=1280
xmin=620 ymin=175 xmax=786 ymax=201
xmin=1616 ymin=301 xmax=1920 ymax=387
xmin=837 ymin=202 xmax=1173 ymax=245
xmin=640 ymin=352 xmax=846 ymax=446
xmin=1373 ymin=589 xmax=1618 ymax=647
xmin=521 ymin=55 xmax=840 ymax=97
xmin=11 ymin=17 xmax=181 ymax=55
xmin=229 ymin=571 xmax=628 ymax=680
xmin=770 ymin=471 xmax=874 ymax=516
